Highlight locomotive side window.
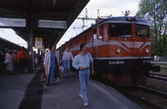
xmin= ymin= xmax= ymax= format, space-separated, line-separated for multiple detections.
xmin=70 ymin=43 xmax=72 ymax=47
xmin=136 ymin=24 xmax=150 ymax=38
xmin=109 ymin=23 xmax=131 ymax=37
xmin=84 ymin=36 xmax=87 ymax=42
xmin=76 ymin=40 xmax=78 ymax=45
xmin=93 ymin=30 xmax=97 ymax=40
xmin=98 ymin=26 xmax=103 ymax=39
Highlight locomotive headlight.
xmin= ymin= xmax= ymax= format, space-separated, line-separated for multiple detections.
xmin=145 ymin=48 xmax=149 ymax=53
xmin=116 ymin=48 xmax=121 ymax=54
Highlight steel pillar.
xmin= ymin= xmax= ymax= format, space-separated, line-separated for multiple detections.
xmin=27 ymin=14 xmax=34 ymax=73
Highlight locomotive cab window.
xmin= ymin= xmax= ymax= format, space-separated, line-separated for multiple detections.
xmin=109 ymin=23 xmax=131 ymax=37
xmin=136 ymin=24 xmax=150 ymax=38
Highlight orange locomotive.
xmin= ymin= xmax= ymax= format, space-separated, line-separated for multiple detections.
xmin=63 ymin=16 xmax=160 ymax=86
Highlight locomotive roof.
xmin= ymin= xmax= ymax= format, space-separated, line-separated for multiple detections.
xmin=94 ymin=16 xmax=149 ymax=27
xmin=67 ymin=16 xmax=149 ymax=42
xmin=105 ymin=16 xmax=147 ymax=22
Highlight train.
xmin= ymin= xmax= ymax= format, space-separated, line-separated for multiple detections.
xmin=59 ymin=16 xmax=160 ymax=86
xmin=0 ymin=37 xmax=27 ymax=54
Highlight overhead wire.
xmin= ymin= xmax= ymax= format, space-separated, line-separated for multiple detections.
xmin=86 ymin=0 xmax=113 ymax=26
xmin=92 ymin=0 xmax=113 ymax=17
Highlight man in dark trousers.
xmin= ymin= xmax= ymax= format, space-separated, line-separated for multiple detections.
xmin=17 ymin=47 xmax=27 ymax=73
xmin=0 ymin=50 xmax=5 ymax=73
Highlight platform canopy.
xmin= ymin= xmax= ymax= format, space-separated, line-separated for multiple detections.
xmin=0 ymin=0 xmax=90 ymax=48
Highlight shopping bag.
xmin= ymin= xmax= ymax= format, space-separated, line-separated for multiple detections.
xmin=59 ymin=65 xmax=64 ymax=73
xmin=4 ymin=59 xmax=9 ymax=64
xmin=40 ymin=73 xmax=47 ymax=83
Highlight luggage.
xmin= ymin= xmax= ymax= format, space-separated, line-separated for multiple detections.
xmin=40 ymin=73 xmax=47 ymax=83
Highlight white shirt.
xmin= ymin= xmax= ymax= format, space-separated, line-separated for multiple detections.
xmin=62 ymin=51 xmax=73 ymax=61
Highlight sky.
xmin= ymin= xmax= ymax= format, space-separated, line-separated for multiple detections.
xmin=0 ymin=0 xmax=140 ymax=49
xmin=57 ymin=0 xmax=140 ymax=48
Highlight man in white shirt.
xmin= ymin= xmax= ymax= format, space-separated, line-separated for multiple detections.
xmin=62 ymin=46 xmax=73 ymax=77
xmin=72 ymin=43 xmax=94 ymax=107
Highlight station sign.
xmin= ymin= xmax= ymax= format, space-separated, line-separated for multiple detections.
xmin=38 ymin=19 xmax=67 ymax=29
xmin=0 ymin=17 xmax=26 ymax=27
xmin=35 ymin=37 xmax=43 ymax=49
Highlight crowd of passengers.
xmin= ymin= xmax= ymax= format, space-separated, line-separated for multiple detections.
xmin=0 ymin=47 xmax=28 ymax=74
xmin=0 ymin=43 xmax=94 ymax=107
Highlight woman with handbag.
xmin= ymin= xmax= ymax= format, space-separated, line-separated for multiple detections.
xmin=5 ymin=49 xmax=13 ymax=74
xmin=43 ymin=44 xmax=57 ymax=86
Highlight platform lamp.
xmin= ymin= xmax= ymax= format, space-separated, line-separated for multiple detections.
xmin=52 ymin=0 xmax=56 ymax=6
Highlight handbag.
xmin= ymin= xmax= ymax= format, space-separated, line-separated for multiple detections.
xmin=40 ymin=73 xmax=47 ymax=83
xmin=4 ymin=59 xmax=9 ymax=64
xmin=59 ymin=65 xmax=64 ymax=73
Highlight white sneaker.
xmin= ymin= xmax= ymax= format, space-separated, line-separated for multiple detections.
xmin=56 ymin=78 xmax=59 ymax=81
xmin=84 ymin=103 xmax=88 ymax=107
xmin=79 ymin=94 xmax=83 ymax=99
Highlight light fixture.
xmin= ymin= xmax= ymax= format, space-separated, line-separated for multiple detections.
xmin=52 ymin=0 xmax=56 ymax=6
xmin=145 ymin=48 xmax=149 ymax=53
xmin=38 ymin=19 xmax=67 ymax=29
xmin=116 ymin=48 xmax=121 ymax=54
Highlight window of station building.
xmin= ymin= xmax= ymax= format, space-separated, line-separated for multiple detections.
xmin=109 ymin=23 xmax=131 ymax=37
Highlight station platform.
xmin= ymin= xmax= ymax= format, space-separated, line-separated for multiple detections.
xmin=0 ymin=65 xmax=141 ymax=109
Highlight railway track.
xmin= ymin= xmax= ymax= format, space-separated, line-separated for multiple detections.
xmin=92 ymin=74 xmax=167 ymax=109
xmin=114 ymin=85 xmax=167 ymax=109
xmin=72 ymin=69 xmax=167 ymax=108
xmin=149 ymin=73 xmax=167 ymax=81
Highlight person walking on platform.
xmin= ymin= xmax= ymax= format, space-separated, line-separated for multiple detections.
xmin=43 ymin=44 xmax=57 ymax=86
xmin=17 ymin=47 xmax=27 ymax=74
xmin=0 ymin=50 xmax=5 ymax=74
xmin=34 ymin=56 xmax=38 ymax=68
xmin=62 ymin=46 xmax=73 ymax=77
xmin=55 ymin=48 xmax=60 ymax=81
xmin=12 ymin=51 xmax=17 ymax=72
xmin=72 ymin=43 xmax=94 ymax=107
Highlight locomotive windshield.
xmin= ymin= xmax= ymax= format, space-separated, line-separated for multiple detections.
xmin=136 ymin=24 xmax=150 ymax=38
xmin=109 ymin=23 xmax=131 ymax=37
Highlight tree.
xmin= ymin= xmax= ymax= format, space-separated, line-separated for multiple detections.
xmin=136 ymin=0 xmax=167 ymax=56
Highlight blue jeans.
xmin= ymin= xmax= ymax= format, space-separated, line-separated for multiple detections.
xmin=79 ymin=68 xmax=90 ymax=104
xmin=64 ymin=60 xmax=70 ymax=76
xmin=49 ymin=67 xmax=56 ymax=84
xmin=13 ymin=62 xmax=17 ymax=71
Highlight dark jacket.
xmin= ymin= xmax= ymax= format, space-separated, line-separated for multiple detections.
xmin=0 ymin=52 xmax=5 ymax=62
